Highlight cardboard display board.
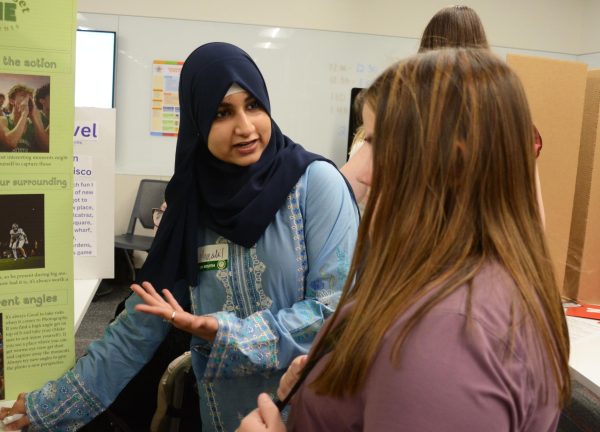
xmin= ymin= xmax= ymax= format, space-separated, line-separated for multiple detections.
xmin=575 ymin=70 xmax=600 ymax=303
xmin=507 ymin=54 xmax=588 ymax=294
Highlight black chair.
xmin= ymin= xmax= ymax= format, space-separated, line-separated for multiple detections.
xmin=558 ymin=378 xmax=600 ymax=431
xmin=114 ymin=179 xmax=168 ymax=281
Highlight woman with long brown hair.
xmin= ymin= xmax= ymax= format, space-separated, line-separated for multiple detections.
xmin=419 ymin=4 xmax=546 ymax=225
xmin=239 ymin=48 xmax=569 ymax=431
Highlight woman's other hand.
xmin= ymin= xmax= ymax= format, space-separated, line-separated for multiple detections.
xmin=0 ymin=393 xmax=30 ymax=431
xmin=131 ymin=281 xmax=219 ymax=341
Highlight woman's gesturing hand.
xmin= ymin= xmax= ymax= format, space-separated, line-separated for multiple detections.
xmin=131 ymin=281 xmax=219 ymax=341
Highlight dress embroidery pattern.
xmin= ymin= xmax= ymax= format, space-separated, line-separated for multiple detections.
xmin=26 ymin=370 xmax=104 ymax=431
xmin=216 ymin=236 xmax=271 ymax=316
xmin=204 ymin=382 xmax=225 ymax=432
xmin=204 ymin=312 xmax=279 ymax=380
xmin=188 ymin=163 xmax=356 ymax=432
xmin=287 ymin=184 xmax=307 ymax=301
xmin=314 ymin=246 xmax=349 ymax=307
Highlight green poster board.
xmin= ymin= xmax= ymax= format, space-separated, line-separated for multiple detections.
xmin=0 ymin=0 xmax=76 ymax=399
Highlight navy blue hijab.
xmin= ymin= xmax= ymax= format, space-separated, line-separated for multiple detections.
xmin=139 ymin=42 xmax=327 ymax=289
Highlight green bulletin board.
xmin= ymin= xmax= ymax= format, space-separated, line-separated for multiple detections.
xmin=0 ymin=0 xmax=77 ymax=399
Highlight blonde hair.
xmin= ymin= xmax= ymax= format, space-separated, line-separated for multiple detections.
xmin=7 ymin=84 xmax=33 ymax=100
xmin=348 ymin=126 xmax=365 ymax=158
xmin=311 ymin=48 xmax=570 ymax=407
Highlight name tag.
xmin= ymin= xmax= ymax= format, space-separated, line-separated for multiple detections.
xmin=198 ymin=244 xmax=229 ymax=271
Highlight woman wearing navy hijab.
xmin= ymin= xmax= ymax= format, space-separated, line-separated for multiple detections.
xmin=1 ymin=43 xmax=358 ymax=432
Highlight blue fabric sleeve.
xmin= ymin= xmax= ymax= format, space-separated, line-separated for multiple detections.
xmin=205 ymin=161 xmax=358 ymax=379
xmin=25 ymin=283 xmax=191 ymax=430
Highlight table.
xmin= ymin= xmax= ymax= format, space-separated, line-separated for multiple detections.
xmin=567 ymin=315 xmax=600 ymax=397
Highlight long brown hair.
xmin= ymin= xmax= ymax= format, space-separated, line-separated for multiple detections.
xmin=311 ymin=48 xmax=570 ymax=406
xmin=419 ymin=5 xmax=489 ymax=52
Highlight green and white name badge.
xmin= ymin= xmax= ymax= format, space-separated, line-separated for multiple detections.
xmin=198 ymin=244 xmax=229 ymax=271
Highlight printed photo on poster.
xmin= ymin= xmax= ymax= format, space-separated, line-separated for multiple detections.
xmin=0 ymin=194 xmax=44 ymax=270
xmin=0 ymin=73 xmax=50 ymax=153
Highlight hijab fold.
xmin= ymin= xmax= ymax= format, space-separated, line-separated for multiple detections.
xmin=139 ymin=42 xmax=327 ymax=289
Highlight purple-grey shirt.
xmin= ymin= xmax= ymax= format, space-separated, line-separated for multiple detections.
xmin=288 ymin=263 xmax=562 ymax=431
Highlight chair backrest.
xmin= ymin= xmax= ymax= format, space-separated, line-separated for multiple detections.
xmin=127 ymin=179 xmax=169 ymax=233
xmin=151 ymin=351 xmax=199 ymax=432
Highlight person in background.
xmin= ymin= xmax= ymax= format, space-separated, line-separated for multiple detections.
xmin=418 ymin=4 xmax=546 ymax=225
xmin=0 ymin=84 xmax=49 ymax=152
xmin=238 ymin=48 xmax=569 ymax=432
xmin=341 ymin=5 xmax=546 ymax=226
xmin=340 ymin=4 xmax=488 ymax=211
xmin=418 ymin=4 xmax=489 ymax=51
xmin=0 ymin=42 xmax=358 ymax=432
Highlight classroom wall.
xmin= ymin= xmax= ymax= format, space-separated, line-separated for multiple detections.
xmin=579 ymin=54 xmax=600 ymax=68
xmin=77 ymin=0 xmax=586 ymax=54
xmin=581 ymin=0 xmax=600 ymax=54
xmin=92 ymin=0 xmax=591 ymax=226
xmin=80 ymin=0 xmax=600 ymax=296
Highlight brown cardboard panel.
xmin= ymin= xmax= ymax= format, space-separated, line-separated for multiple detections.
xmin=507 ymin=54 xmax=587 ymax=293
xmin=564 ymin=70 xmax=600 ymax=300
xmin=577 ymin=70 xmax=600 ymax=304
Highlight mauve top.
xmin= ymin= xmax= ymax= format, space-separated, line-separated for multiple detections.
xmin=288 ymin=263 xmax=561 ymax=432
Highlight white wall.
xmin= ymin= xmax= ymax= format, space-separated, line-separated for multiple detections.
xmin=78 ymin=0 xmax=586 ymax=54
xmin=578 ymin=53 xmax=600 ymax=68
xmin=76 ymin=0 xmax=596 ymax=236
xmin=581 ymin=0 xmax=600 ymax=55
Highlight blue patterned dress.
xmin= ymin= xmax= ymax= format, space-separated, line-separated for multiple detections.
xmin=25 ymin=161 xmax=359 ymax=431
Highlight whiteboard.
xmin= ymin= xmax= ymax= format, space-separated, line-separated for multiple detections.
xmin=78 ymin=13 xmax=577 ymax=175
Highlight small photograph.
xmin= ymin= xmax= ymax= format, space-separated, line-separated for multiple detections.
xmin=0 ymin=194 xmax=45 ymax=270
xmin=0 ymin=313 xmax=4 ymax=400
xmin=0 ymin=73 xmax=50 ymax=153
